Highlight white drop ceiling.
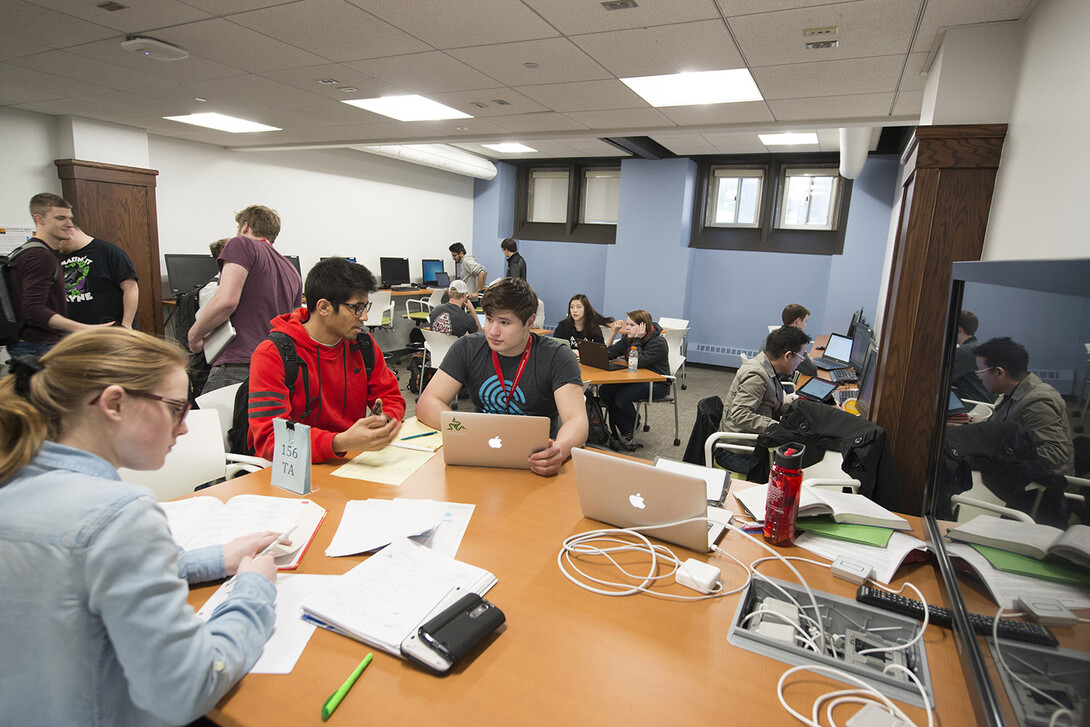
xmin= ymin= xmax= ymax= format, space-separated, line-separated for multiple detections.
xmin=0 ymin=0 xmax=1038 ymax=160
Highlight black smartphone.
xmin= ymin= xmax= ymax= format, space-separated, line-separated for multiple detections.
xmin=401 ymin=594 xmax=505 ymax=673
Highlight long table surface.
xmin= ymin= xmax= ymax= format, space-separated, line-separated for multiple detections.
xmin=579 ymin=362 xmax=667 ymax=386
xmin=186 ymin=450 xmax=974 ymax=726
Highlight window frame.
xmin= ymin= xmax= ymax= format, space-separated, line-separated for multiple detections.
xmin=705 ymin=166 xmax=765 ymax=229
xmin=775 ymin=166 xmax=843 ymax=231
xmin=513 ymin=159 xmax=622 ymax=244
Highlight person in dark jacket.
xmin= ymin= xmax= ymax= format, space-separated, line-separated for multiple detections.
xmin=600 ymin=309 xmax=670 ymax=448
xmin=500 ymin=238 xmax=527 ymax=280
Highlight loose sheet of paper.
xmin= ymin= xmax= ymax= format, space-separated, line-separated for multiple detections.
xmin=794 ymin=531 xmax=927 ymax=584
xmin=197 ymin=573 xmax=338 ymax=674
xmin=325 ymin=499 xmax=445 ymax=557
xmin=406 ymin=500 xmax=476 ymax=558
xmin=178 ymin=495 xmax=309 ymax=550
xmin=330 ymin=447 xmax=436 ymax=486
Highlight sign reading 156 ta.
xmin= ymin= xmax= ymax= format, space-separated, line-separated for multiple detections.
xmin=272 ymin=418 xmax=311 ymax=494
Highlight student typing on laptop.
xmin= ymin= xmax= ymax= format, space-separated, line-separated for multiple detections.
xmin=600 ymin=310 xmax=671 ymax=449
xmin=417 ymin=278 xmax=588 ymax=476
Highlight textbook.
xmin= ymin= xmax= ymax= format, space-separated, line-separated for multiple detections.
xmin=947 ymin=517 xmax=1090 ymax=569
xmin=160 ymin=494 xmax=326 ymax=570
xmin=301 ymin=537 xmax=497 ymax=657
xmin=733 ymin=484 xmax=911 ymax=531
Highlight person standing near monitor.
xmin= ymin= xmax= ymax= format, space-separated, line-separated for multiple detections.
xmin=188 ymin=205 xmax=303 ymax=394
xmin=449 ymin=242 xmax=487 ymax=298
xmin=500 ymin=238 xmax=527 ymax=280
xmin=59 ymin=224 xmax=139 ymax=328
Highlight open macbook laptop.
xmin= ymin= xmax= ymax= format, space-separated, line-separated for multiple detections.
xmin=441 ymin=411 xmax=550 ymax=469
xmin=571 ymin=448 xmax=729 ymax=552
xmin=811 ymin=333 xmax=853 ymax=371
xmin=577 ymin=340 xmax=625 ymax=371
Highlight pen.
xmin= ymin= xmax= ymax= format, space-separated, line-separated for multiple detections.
xmin=321 ymin=653 xmax=373 ymax=721
xmin=401 ymin=431 xmax=438 ymax=441
xmin=223 ymin=525 xmax=298 ymax=587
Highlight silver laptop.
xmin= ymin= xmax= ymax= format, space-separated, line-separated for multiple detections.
xmin=441 ymin=411 xmax=550 ymax=469
xmin=571 ymin=448 xmax=729 ymax=552
xmin=811 ymin=333 xmax=853 ymax=371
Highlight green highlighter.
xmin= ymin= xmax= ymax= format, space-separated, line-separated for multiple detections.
xmin=321 ymin=652 xmax=373 ymax=721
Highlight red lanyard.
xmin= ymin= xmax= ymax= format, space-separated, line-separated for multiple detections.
xmin=491 ymin=335 xmax=533 ymax=413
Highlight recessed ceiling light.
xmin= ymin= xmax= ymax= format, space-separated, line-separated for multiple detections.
xmin=759 ymin=132 xmax=819 ymax=146
xmin=523 ymin=62 xmax=539 ymax=69
xmin=338 ymin=87 xmax=358 ymax=93
xmin=620 ymin=69 xmax=763 ymax=107
xmin=343 ymin=95 xmax=471 ymax=121
xmin=482 ymin=143 xmax=537 ymax=153
xmin=193 ymin=97 xmax=208 ymax=103
xmin=164 ymin=113 xmax=280 ymax=133
xmin=318 ymin=78 xmax=339 ymax=85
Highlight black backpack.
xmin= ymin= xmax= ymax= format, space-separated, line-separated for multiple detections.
xmin=584 ymin=391 xmax=618 ymax=450
xmin=0 ymin=240 xmax=55 ymax=347
xmin=225 ymin=331 xmax=376 ymax=455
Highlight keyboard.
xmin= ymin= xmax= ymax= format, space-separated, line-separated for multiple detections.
xmin=834 ymin=389 xmax=858 ymax=406
xmin=392 ymin=285 xmax=418 ymax=292
xmin=829 ymin=367 xmax=858 ymax=383
xmin=811 ymin=356 xmax=850 ymax=370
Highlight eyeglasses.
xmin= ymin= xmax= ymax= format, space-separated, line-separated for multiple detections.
xmin=974 ymin=366 xmax=996 ymax=376
xmin=787 ymin=351 xmax=805 ymax=360
xmin=90 ymin=389 xmax=191 ymax=425
xmin=336 ymin=300 xmax=372 ymax=316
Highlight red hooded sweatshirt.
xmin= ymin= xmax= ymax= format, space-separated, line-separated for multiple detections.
xmin=247 ymin=308 xmax=406 ymax=462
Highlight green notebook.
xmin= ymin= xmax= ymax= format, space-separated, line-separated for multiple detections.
xmin=970 ymin=544 xmax=1090 ymax=586
xmin=796 ymin=517 xmax=895 ymax=547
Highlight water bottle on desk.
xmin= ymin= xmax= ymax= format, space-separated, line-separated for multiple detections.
xmin=627 ymin=345 xmax=638 ymax=373
xmin=764 ymin=443 xmax=805 ymax=546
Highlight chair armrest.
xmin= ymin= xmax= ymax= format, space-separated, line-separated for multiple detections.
xmin=226 ymin=453 xmax=272 ymax=469
xmin=803 ymin=477 xmax=861 ymax=492
xmin=704 ymin=431 xmax=758 ymax=468
xmin=950 ymin=494 xmax=1036 ymax=523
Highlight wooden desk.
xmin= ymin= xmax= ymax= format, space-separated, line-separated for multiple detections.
xmin=384 ymin=287 xmax=436 ymax=297
xmin=579 ymin=363 xmax=667 ymax=386
xmin=189 ymin=455 xmax=973 ymax=727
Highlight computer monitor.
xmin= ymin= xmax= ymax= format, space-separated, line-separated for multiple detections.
xmin=320 ymin=256 xmax=356 ymax=263
xmin=164 ymin=254 xmax=219 ymax=295
xmin=285 ymin=255 xmax=301 ymax=274
xmin=855 ymin=341 xmax=879 ymax=418
xmin=421 ymin=258 xmax=444 ymax=285
xmin=380 ymin=257 xmax=410 ymax=286
xmin=847 ymin=307 xmax=865 ymax=339
xmin=849 ymin=321 xmax=872 ymax=371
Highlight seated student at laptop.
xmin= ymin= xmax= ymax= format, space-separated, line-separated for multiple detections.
xmin=600 ymin=310 xmax=670 ymax=449
xmin=428 ymin=279 xmax=480 ymax=336
xmin=717 ymin=326 xmax=811 ymax=472
xmin=759 ymin=304 xmax=816 ymax=378
xmin=416 ymin=277 xmax=588 ymax=476
xmin=247 ymin=257 xmax=405 ymax=463
xmin=552 ymin=293 xmax=611 ymax=351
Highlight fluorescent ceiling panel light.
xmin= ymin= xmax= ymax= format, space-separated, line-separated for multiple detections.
xmin=481 ymin=143 xmax=537 ymax=153
xmin=342 ymin=95 xmax=471 ymax=121
xmin=620 ymin=69 xmax=762 ymax=107
xmin=759 ymin=132 xmax=819 ymax=146
xmin=164 ymin=113 xmax=280 ymax=133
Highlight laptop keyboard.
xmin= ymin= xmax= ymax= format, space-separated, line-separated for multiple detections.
xmin=829 ymin=368 xmax=858 ymax=383
xmin=834 ymin=389 xmax=858 ymax=406
xmin=812 ymin=357 xmax=849 ymax=370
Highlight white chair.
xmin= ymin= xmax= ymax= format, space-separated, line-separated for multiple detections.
xmin=638 ymin=352 xmax=685 ymax=446
xmin=118 ymin=409 xmax=269 ymax=501
xmin=405 ymin=289 xmax=445 ymax=325
xmin=422 ymin=330 xmax=460 ymax=404
xmin=768 ymin=324 xmax=779 ymax=334
xmin=365 ymin=290 xmax=395 ymax=333
xmin=535 ymin=299 xmax=546 ymax=328
xmin=658 ymin=316 xmax=689 ymax=330
xmin=195 ymin=382 xmax=242 ymax=450
xmin=950 ymin=472 xmax=1090 ymax=524
xmin=703 ymin=431 xmax=861 ymax=492
xmin=659 ymin=326 xmax=688 ymax=390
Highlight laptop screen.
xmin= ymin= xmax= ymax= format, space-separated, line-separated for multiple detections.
xmin=434 ymin=271 xmax=451 ymax=288
xmin=824 ymin=333 xmax=852 ymax=362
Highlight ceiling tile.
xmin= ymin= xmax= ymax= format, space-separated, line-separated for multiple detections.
xmin=328 ymin=120 xmax=449 ymax=141
xmin=753 ymin=55 xmax=904 ymax=99
xmin=768 ymin=92 xmax=894 ymax=121
xmin=0 ymin=34 xmax=49 ymax=61
xmin=345 ymin=52 xmax=499 ymax=94
xmin=525 ymin=0 xmax=719 ymax=35
xmin=563 ymin=107 xmax=675 ymax=130
xmin=657 ymin=100 xmax=774 ymax=126
xmin=716 ymin=0 xmax=866 ymax=17
xmin=427 ymin=88 xmax=549 ymax=117
xmin=899 ymin=52 xmax=930 ymax=92
xmin=150 ymin=18 xmax=327 ymax=73
xmin=911 ymin=0 xmax=1033 ymax=53
xmin=0 ymin=62 xmax=112 ymax=104
xmin=6 ymin=50 xmax=168 ymax=90
xmin=891 ymin=89 xmax=923 ymax=119
xmin=571 ymin=20 xmax=744 ymax=78
xmin=729 ymin=0 xmax=919 ymax=67
xmin=229 ymin=0 xmax=429 ymax=63
xmin=514 ymin=80 xmax=646 ymax=113
xmin=2 ymin=0 xmax=117 ymax=49
xmin=64 ymin=38 xmax=244 ymax=83
xmin=26 ymin=0 xmax=210 ymax=32
xmin=344 ymin=0 xmax=559 ymax=48
xmin=700 ymin=130 xmax=768 ymax=153
xmin=488 ymin=112 xmax=590 ymax=133
xmin=258 ymin=99 xmax=393 ymax=127
xmin=411 ymin=117 xmax=514 ymax=137
xmin=561 ymin=138 xmax=631 ymax=156
xmin=178 ymin=1 xmax=301 ymax=13
xmin=448 ymin=38 xmax=612 ymax=87
xmin=257 ymin=63 xmax=403 ymax=99
xmin=649 ymin=133 xmax=718 ymax=155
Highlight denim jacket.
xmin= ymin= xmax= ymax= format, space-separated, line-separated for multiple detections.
xmin=0 ymin=441 xmax=276 ymax=726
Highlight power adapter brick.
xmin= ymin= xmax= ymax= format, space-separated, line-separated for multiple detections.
xmin=677 ymin=558 xmax=721 ymax=594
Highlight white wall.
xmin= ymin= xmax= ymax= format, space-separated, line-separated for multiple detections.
xmin=0 ymin=107 xmax=63 ymax=229
xmin=983 ymin=0 xmax=1090 ymax=260
xmin=920 ymin=22 xmax=1024 ymax=126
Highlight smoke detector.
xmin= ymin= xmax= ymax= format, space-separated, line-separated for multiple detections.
xmin=120 ymin=37 xmax=189 ymax=62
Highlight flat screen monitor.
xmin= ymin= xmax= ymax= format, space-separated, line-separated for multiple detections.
xmin=855 ymin=341 xmax=878 ymax=418
xmin=285 ymin=255 xmax=301 ymax=274
xmin=849 ymin=321 xmax=872 ymax=371
xmin=380 ymin=257 xmax=410 ymax=286
xmin=164 ymin=254 xmax=219 ymax=295
xmin=421 ymin=258 xmax=444 ymax=285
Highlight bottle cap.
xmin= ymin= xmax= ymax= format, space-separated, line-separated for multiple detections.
xmin=774 ymin=442 xmax=805 ymax=469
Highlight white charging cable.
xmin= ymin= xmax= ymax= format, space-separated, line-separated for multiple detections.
xmin=776 ymin=662 xmax=932 ymax=727
xmin=991 ymin=608 xmax=1076 ymax=727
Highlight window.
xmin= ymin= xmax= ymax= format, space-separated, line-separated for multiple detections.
xmin=527 ymin=168 xmax=569 ymax=223
xmin=706 ymin=167 xmax=763 ymax=228
xmin=580 ymin=168 xmax=620 ymax=224
xmin=778 ymin=167 xmax=841 ymax=230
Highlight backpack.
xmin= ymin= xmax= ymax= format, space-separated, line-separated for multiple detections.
xmin=584 ymin=391 xmax=618 ymax=450
xmin=0 ymin=240 xmax=55 ymax=346
xmin=225 ymin=330 xmax=376 ymax=455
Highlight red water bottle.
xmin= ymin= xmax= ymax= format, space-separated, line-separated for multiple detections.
xmin=763 ymin=443 xmax=805 ymax=546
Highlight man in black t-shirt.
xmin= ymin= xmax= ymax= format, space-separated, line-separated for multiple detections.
xmin=60 ymin=226 xmax=138 ymax=327
xmin=417 ymin=278 xmax=587 ymax=476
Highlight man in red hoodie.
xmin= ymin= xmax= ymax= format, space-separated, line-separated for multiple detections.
xmin=246 ymin=257 xmax=405 ymax=462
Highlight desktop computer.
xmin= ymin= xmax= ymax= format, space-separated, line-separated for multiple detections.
xmin=421 ymin=258 xmax=444 ymax=286
xmin=164 ymin=254 xmax=219 ymax=295
xmin=380 ymin=257 xmax=414 ymax=291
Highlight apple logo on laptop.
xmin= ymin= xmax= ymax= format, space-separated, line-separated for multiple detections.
xmin=629 ymin=493 xmax=646 ymax=509
xmin=488 ymin=436 xmax=503 ymax=449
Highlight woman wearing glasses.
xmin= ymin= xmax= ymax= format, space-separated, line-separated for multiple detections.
xmin=718 ymin=326 xmax=812 ymax=473
xmin=599 ymin=309 xmax=671 ymax=449
xmin=0 ymin=328 xmax=281 ymax=726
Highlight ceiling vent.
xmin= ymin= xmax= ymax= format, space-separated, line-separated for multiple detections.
xmin=601 ymin=0 xmax=638 ymax=10
xmin=120 ymin=37 xmax=189 ymax=62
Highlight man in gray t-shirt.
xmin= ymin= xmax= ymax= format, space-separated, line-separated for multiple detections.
xmin=428 ymin=279 xmax=479 ymax=337
xmin=449 ymin=242 xmax=486 ymax=298
xmin=417 ymin=278 xmax=587 ymax=476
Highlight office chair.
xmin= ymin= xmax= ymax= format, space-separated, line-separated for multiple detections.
xmin=422 ymin=330 xmax=460 ymax=406
xmin=194 ymin=382 xmax=242 ymax=450
xmin=404 ymin=289 xmax=445 ymax=325
xmin=535 ymin=299 xmax=546 ymax=329
xmin=639 ymin=350 xmax=685 ymax=446
xmin=703 ymin=432 xmax=861 ymax=492
xmin=950 ymin=472 xmax=1090 ymax=524
xmin=366 ymin=290 xmax=396 ymax=333
xmin=659 ymin=326 xmax=688 ymax=390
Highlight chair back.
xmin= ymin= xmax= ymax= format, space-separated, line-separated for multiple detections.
xmin=660 ymin=327 xmax=688 ymax=373
xmin=534 ymin=299 xmax=546 ymax=328
xmin=422 ymin=330 xmax=459 ymax=369
xmin=658 ymin=316 xmax=689 ymax=329
xmin=599 ymin=325 xmax=611 ymax=342
xmin=366 ymin=290 xmax=394 ymax=328
xmin=427 ymin=289 xmax=445 ymax=309
xmin=118 ymin=409 xmax=227 ymax=501
xmin=194 ymin=382 xmax=242 ymax=450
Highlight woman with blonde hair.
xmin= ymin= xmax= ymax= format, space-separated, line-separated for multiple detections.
xmin=601 ymin=309 xmax=670 ymax=449
xmin=0 ymin=328 xmax=280 ymax=726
